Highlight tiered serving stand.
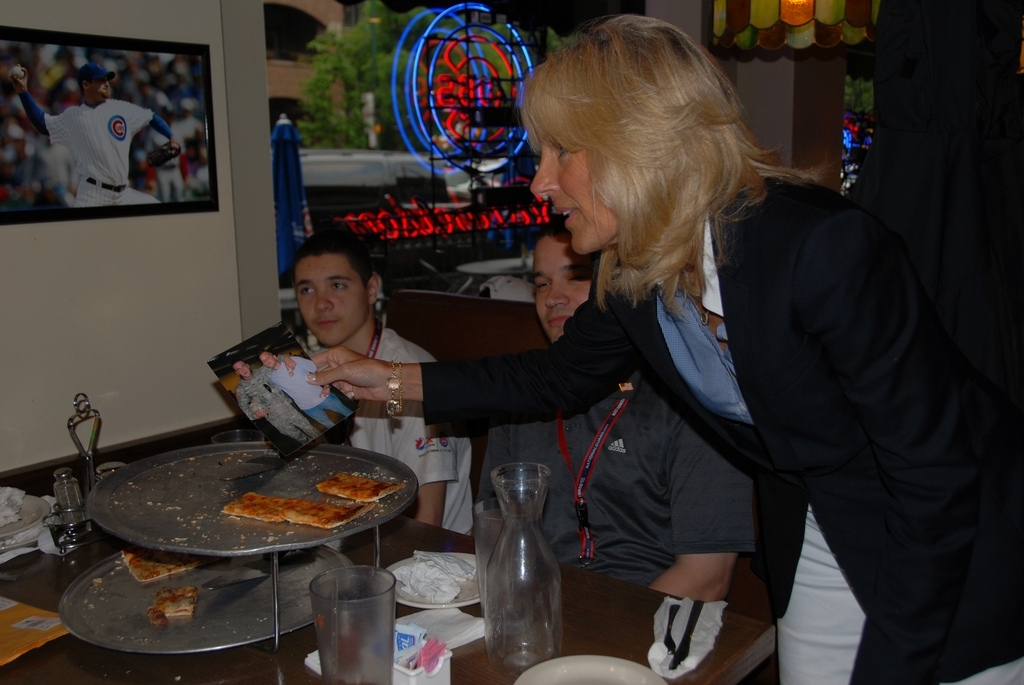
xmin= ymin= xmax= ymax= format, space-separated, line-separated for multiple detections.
xmin=58 ymin=442 xmax=417 ymax=654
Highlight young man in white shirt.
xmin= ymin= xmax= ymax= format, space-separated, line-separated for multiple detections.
xmin=292 ymin=230 xmax=472 ymax=533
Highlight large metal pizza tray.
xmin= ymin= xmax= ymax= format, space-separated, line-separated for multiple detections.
xmin=59 ymin=545 xmax=349 ymax=653
xmin=87 ymin=443 xmax=417 ymax=556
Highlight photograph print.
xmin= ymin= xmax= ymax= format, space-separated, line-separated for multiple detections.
xmin=208 ymin=322 xmax=358 ymax=456
xmin=0 ymin=25 xmax=217 ymax=225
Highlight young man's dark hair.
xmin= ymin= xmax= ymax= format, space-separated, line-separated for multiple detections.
xmin=292 ymin=229 xmax=374 ymax=286
xmin=536 ymin=214 xmax=569 ymax=240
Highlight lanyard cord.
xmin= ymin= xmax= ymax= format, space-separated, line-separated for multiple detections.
xmin=365 ymin=318 xmax=383 ymax=360
xmin=556 ymin=397 xmax=629 ymax=565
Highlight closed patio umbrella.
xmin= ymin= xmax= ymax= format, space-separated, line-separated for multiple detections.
xmin=272 ymin=114 xmax=313 ymax=278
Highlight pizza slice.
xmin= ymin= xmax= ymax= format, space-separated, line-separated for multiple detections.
xmin=147 ymin=585 xmax=198 ymax=626
xmin=315 ymin=472 xmax=405 ymax=502
xmin=222 ymin=492 xmax=375 ymax=529
xmin=121 ymin=546 xmax=218 ymax=583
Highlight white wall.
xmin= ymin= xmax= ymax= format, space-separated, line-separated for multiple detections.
xmin=0 ymin=0 xmax=279 ymax=474
xmin=645 ymin=0 xmax=707 ymax=42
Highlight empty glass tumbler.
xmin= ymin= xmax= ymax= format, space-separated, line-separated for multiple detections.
xmin=483 ymin=462 xmax=562 ymax=675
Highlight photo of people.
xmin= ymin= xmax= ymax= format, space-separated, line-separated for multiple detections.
xmin=208 ymin=322 xmax=356 ymax=455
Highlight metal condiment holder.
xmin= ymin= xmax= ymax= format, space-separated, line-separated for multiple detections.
xmin=67 ymin=392 xmax=101 ymax=494
xmin=56 ymin=392 xmax=111 ymax=553
xmin=43 ymin=508 xmax=106 ymax=554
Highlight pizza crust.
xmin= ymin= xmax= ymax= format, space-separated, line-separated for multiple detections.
xmin=121 ymin=546 xmax=217 ymax=583
xmin=315 ymin=472 xmax=405 ymax=502
xmin=222 ymin=492 xmax=375 ymax=529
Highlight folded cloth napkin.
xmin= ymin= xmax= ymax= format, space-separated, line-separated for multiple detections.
xmin=647 ymin=597 xmax=726 ymax=679
xmin=392 ymin=551 xmax=477 ymax=604
xmin=304 ymin=608 xmax=484 ymax=675
xmin=0 ymin=487 xmax=26 ymax=527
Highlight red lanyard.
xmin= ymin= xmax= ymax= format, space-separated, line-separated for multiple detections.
xmin=365 ymin=319 xmax=383 ymax=360
xmin=556 ymin=397 xmax=629 ymax=565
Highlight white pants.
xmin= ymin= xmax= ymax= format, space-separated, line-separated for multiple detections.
xmin=777 ymin=507 xmax=1024 ymax=685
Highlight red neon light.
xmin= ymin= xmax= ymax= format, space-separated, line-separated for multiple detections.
xmin=426 ymin=34 xmax=517 ymax=148
xmin=435 ymin=71 xmax=506 ymax=109
xmin=333 ymin=195 xmax=551 ymax=241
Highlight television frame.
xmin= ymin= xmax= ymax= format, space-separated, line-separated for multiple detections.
xmin=0 ymin=25 xmax=218 ymax=225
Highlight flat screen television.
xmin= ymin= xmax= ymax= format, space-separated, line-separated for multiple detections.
xmin=0 ymin=25 xmax=217 ymax=225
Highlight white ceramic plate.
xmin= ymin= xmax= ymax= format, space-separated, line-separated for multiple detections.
xmin=386 ymin=552 xmax=480 ymax=609
xmin=514 ymin=655 xmax=667 ymax=685
xmin=0 ymin=495 xmax=50 ymax=544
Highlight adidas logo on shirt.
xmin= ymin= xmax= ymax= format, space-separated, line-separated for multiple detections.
xmin=608 ymin=438 xmax=626 ymax=453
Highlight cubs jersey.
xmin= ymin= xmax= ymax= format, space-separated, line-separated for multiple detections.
xmin=45 ymin=100 xmax=153 ymax=186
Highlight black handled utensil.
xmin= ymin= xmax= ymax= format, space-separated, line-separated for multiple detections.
xmin=663 ymin=602 xmax=681 ymax=652
xmin=669 ymin=599 xmax=704 ymax=670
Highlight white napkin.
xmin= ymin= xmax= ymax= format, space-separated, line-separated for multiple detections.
xmin=305 ymin=608 xmax=484 ymax=675
xmin=392 ymin=552 xmax=476 ymax=604
xmin=647 ymin=597 xmax=725 ymax=678
xmin=304 ymin=649 xmax=323 ymax=675
xmin=412 ymin=551 xmax=476 ymax=581
xmin=0 ymin=487 xmax=26 ymax=526
xmin=399 ymin=608 xmax=484 ymax=650
xmin=0 ymin=496 xmax=61 ymax=565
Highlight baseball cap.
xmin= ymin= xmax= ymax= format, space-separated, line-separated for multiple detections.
xmin=77 ymin=62 xmax=115 ymax=86
xmin=478 ymin=275 xmax=535 ymax=302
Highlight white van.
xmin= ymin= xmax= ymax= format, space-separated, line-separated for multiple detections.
xmin=300 ymin=149 xmax=467 ymax=231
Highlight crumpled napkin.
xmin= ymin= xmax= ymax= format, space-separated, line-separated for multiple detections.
xmin=304 ymin=608 xmax=484 ymax=675
xmin=647 ymin=597 xmax=726 ymax=678
xmin=0 ymin=496 xmax=61 ymax=566
xmin=392 ymin=551 xmax=476 ymax=604
xmin=411 ymin=551 xmax=476 ymax=580
xmin=0 ymin=487 xmax=26 ymax=526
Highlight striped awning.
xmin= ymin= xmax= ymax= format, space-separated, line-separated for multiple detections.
xmin=712 ymin=0 xmax=879 ymax=49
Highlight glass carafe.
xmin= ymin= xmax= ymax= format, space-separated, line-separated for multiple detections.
xmin=483 ymin=462 xmax=562 ymax=675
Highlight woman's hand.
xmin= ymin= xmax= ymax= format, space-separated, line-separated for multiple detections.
xmin=308 ymin=346 xmax=424 ymax=403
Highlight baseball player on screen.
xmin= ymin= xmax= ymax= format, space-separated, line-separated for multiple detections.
xmin=9 ymin=62 xmax=181 ymax=207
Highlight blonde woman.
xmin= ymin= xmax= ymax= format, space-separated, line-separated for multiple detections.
xmin=310 ymin=16 xmax=1024 ymax=685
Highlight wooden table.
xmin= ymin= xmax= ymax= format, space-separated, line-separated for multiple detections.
xmin=0 ymin=517 xmax=773 ymax=685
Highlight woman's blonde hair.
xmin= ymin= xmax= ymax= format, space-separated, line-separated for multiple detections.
xmin=519 ymin=15 xmax=814 ymax=309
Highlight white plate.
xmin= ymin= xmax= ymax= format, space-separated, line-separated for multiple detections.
xmin=386 ymin=552 xmax=480 ymax=609
xmin=514 ymin=655 xmax=667 ymax=685
xmin=0 ymin=495 xmax=50 ymax=541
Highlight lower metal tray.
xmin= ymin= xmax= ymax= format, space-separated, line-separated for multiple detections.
xmin=87 ymin=443 xmax=417 ymax=555
xmin=59 ymin=545 xmax=349 ymax=653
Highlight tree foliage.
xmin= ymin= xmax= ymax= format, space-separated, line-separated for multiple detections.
xmin=298 ymin=1 xmax=562 ymax=151
xmin=298 ymin=0 xmax=420 ymax=149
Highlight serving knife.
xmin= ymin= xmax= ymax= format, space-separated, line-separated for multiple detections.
xmin=203 ymin=566 xmax=269 ymax=589
xmin=216 ymin=453 xmax=286 ymax=480
xmin=202 ymin=549 xmax=313 ymax=590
